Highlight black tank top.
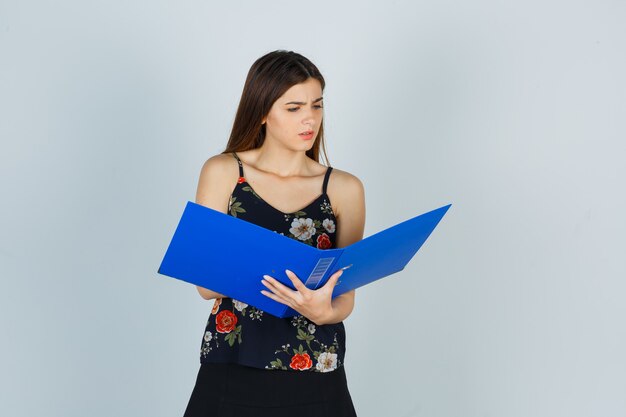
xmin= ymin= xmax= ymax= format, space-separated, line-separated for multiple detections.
xmin=199 ymin=152 xmax=346 ymax=372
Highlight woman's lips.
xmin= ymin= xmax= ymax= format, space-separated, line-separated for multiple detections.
xmin=299 ymin=131 xmax=314 ymax=140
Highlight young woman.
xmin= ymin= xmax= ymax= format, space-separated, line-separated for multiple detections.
xmin=183 ymin=50 xmax=366 ymax=417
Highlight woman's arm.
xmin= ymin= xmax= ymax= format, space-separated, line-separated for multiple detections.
xmin=193 ymin=154 xmax=233 ymax=300
xmin=320 ymin=171 xmax=366 ymax=324
xmin=196 ymin=287 xmax=225 ymax=300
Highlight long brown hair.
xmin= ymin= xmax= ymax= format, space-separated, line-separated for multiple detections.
xmin=221 ymin=50 xmax=331 ymax=166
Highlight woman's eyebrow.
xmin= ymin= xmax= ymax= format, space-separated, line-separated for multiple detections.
xmin=283 ymin=97 xmax=323 ymax=105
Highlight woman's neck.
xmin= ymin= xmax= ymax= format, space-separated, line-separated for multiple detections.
xmin=249 ymin=144 xmax=311 ymax=178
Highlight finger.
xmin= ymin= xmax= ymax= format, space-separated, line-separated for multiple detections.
xmin=262 ymin=287 xmax=292 ymax=305
xmin=262 ymin=276 xmax=296 ymax=300
xmin=284 ymin=269 xmax=309 ymax=293
xmin=260 ymin=289 xmax=293 ymax=307
xmin=322 ymin=269 xmax=344 ymax=289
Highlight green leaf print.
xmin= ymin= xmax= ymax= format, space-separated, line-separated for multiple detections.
xmin=229 ymin=196 xmax=246 ymax=217
xmin=296 ymin=328 xmax=315 ymax=342
xmin=241 ymin=185 xmax=262 ymax=200
xmin=224 ymin=325 xmax=243 ymax=347
xmin=268 ymin=358 xmax=287 ymax=370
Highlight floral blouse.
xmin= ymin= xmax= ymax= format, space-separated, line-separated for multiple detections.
xmin=198 ymin=152 xmax=346 ymax=373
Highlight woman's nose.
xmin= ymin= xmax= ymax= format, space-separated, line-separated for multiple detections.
xmin=302 ymin=109 xmax=317 ymax=123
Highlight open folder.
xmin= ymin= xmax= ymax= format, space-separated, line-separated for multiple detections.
xmin=158 ymin=201 xmax=451 ymax=318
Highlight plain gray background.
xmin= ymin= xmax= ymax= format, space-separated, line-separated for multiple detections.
xmin=1 ymin=1 xmax=624 ymax=416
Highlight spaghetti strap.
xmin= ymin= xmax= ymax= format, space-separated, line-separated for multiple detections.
xmin=232 ymin=152 xmax=244 ymax=177
xmin=322 ymin=166 xmax=333 ymax=194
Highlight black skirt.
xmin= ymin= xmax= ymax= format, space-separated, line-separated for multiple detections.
xmin=183 ymin=362 xmax=358 ymax=417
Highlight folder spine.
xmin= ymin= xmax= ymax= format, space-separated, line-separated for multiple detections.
xmin=304 ymin=257 xmax=336 ymax=289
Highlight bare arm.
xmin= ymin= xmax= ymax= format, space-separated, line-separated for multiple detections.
xmin=319 ymin=172 xmax=366 ymax=324
xmin=193 ymin=154 xmax=233 ymax=300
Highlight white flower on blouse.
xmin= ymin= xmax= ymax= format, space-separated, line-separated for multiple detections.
xmin=204 ymin=331 xmax=212 ymax=342
xmin=233 ymin=299 xmax=248 ymax=311
xmin=316 ymin=352 xmax=338 ymax=372
xmin=308 ymin=323 xmax=316 ymax=334
xmin=322 ymin=218 xmax=335 ymax=233
xmin=289 ymin=218 xmax=316 ymax=241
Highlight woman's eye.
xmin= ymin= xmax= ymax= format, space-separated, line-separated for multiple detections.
xmin=287 ymin=105 xmax=324 ymax=112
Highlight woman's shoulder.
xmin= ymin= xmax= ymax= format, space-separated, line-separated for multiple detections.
xmin=324 ymin=160 xmax=364 ymax=194
xmin=195 ymin=153 xmax=239 ymax=210
xmin=326 ymin=167 xmax=365 ymax=220
xmin=327 ymin=166 xmax=363 ymax=188
xmin=199 ymin=152 xmax=239 ymax=180
xmin=202 ymin=152 xmax=236 ymax=168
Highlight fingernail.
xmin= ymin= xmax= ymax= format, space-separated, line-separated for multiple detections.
xmin=285 ymin=269 xmax=291 ymax=274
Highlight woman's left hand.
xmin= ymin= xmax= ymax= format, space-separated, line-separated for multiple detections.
xmin=260 ymin=268 xmax=344 ymax=325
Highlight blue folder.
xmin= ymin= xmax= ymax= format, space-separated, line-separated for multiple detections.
xmin=158 ymin=201 xmax=451 ymax=318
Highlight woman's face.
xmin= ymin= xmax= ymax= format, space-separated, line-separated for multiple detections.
xmin=262 ymin=77 xmax=324 ymax=151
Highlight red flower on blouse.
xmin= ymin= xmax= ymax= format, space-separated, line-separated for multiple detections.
xmin=316 ymin=233 xmax=331 ymax=249
xmin=289 ymin=353 xmax=313 ymax=371
xmin=237 ymin=177 xmax=246 ymax=184
xmin=215 ymin=310 xmax=237 ymax=333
